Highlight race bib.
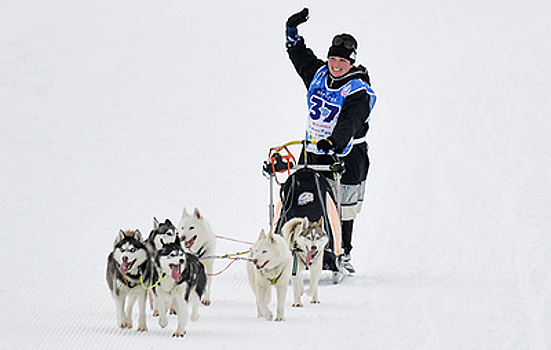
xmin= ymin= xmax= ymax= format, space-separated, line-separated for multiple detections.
xmin=305 ymin=66 xmax=376 ymax=156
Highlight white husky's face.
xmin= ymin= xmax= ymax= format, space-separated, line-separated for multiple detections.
xmin=250 ymin=231 xmax=280 ymax=271
xmin=158 ymin=244 xmax=186 ymax=281
xmin=113 ymin=240 xmax=148 ymax=276
xmin=178 ymin=208 xmax=207 ymax=250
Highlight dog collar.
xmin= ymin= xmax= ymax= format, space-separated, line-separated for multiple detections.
xmin=121 ymin=274 xmax=139 ymax=288
xmin=118 ymin=261 xmax=152 ymax=288
xmin=293 ymin=243 xmax=303 ymax=252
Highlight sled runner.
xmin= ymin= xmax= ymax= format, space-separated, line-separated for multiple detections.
xmin=263 ymin=140 xmax=348 ymax=284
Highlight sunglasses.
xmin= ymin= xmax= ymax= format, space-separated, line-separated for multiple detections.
xmin=332 ymin=36 xmax=357 ymax=50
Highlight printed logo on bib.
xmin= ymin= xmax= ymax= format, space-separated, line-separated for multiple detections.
xmin=341 ymin=84 xmax=352 ymax=97
xmin=298 ymin=192 xmax=314 ymax=206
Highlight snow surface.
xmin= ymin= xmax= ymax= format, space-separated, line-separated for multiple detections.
xmin=2 ymin=0 xmax=551 ymax=348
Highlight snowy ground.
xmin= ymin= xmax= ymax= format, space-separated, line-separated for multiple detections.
xmin=2 ymin=0 xmax=551 ymax=349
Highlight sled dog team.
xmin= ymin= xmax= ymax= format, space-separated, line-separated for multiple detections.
xmin=106 ymin=207 xmax=329 ymax=337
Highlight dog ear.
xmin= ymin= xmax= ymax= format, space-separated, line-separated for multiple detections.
xmin=165 ymin=218 xmax=173 ymax=226
xmin=301 ymin=217 xmax=310 ymax=230
xmin=193 ymin=207 xmax=202 ymax=219
xmin=183 ymin=207 xmax=189 ymax=217
xmin=153 ymin=217 xmax=159 ymax=230
xmin=115 ymin=230 xmax=126 ymax=245
xmin=267 ymin=229 xmax=277 ymax=243
xmin=135 ymin=229 xmax=143 ymax=242
xmin=317 ymin=217 xmax=324 ymax=228
xmin=258 ymin=228 xmax=266 ymax=240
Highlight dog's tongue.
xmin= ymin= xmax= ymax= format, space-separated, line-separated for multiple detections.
xmin=170 ymin=264 xmax=181 ymax=281
xmin=306 ymin=250 xmax=316 ymax=266
xmin=185 ymin=237 xmax=195 ymax=249
xmin=119 ymin=262 xmax=130 ymax=275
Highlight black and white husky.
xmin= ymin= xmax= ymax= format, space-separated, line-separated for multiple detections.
xmin=282 ymin=217 xmax=329 ymax=307
xmin=154 ymin=239 xmax=207 ymax=337
xmin=145 ymin=217 xmax=179 ymax=255
xmin=145 ymin=217 xmax=179 ymax=315
xmin=178 ymin=207 xmax=216 ymax=305
xmin=106 ymin=229 xmax=158 ymax=331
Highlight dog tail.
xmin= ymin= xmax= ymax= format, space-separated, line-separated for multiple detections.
xmin=281 ymin=217 xmax=306 ymax=247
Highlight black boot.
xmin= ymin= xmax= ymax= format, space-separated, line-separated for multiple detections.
xmin=341 ymin=220 xmax=355 ymax=273
xmin=342 ymin=220 xmax=353 ymax=254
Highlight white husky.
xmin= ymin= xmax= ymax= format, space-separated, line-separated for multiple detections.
xmin=247 ymin=229 xmax=292 ymax=321
xmin=282 ymin=217 xmax=329 ymax=307
xmin=178 ymin=207 xmax=216 ymax=306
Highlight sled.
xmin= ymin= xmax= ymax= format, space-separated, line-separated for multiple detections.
xmin=263 ymin=140 xmax=349 ymax=284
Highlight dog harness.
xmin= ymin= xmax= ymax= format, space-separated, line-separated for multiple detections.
xmin=195 ymin=245 xmax=207 ymax=259
xmin=291 ymin=245 xmax=319 ymax=276
xmin=117 ymin=260 xmax=160 ymax=290
xmin=261 ymin=265 xmax=286 ymax=285
xmin=120 ymin=272 xmax=140 ymax=288
xmin=292 ymin=251 xmax=302 ymax=276
xmin=269 ymin=270 xmax=284 ymax=285
xmin=140 ymin=273 xmax=164 ymax=290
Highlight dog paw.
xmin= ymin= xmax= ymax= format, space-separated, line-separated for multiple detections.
xmin=172 ymin=331 xmax=186 ymax=338
xmin=201 ymin=299 xmax=211 ymax=306
xmin=137 ymin=326 xmax=147 ymax=332
xmin=120 ymin=321 xmax=132 ymax=329
xmin=310 ymin=299 xmax=321 ymax=304
xmin=275 ymin=316 xmax=285 ymax=321
xmin=292 ymin=303 xmax=304 ymax=308
xmin=263 ymin=312 xmax=273 ymax=321
xmin=152 ymin=310 xmax=159 ymax=317
xmin=169 ymin=308 xmax=177 ymax=315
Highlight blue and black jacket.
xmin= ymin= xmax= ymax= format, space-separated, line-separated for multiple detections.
xmin=287 ymin=37 xmax=375 ymax=184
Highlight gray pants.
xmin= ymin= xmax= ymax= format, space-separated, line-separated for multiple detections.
xmin=327 ymin=180 xmax=366 ymax=221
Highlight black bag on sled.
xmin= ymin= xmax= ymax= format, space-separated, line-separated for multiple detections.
xmin=275 ymin=168 xmax=340 ymax=271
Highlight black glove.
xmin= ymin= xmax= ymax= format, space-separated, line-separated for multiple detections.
xmin=286 ymin=8 xmax=309 ymax=27
xmin=316 ymin=139 xmax=334 ymax=154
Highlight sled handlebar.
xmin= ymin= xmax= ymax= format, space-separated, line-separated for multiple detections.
xmin=275 ymin=139 xmax=316 ymax=149
xmin=263 ymin=140 xmax=344 ymax=180
xmin=270 ymin=139 xmax=343 ymax=167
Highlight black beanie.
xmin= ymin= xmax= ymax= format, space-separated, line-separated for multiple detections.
xmin=327 ymin=33 xmax=357 ymax=63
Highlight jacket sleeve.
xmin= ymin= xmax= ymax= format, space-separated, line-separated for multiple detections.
xmin=287 ymin=38 xmax=325 ymax=88
xmin=329 ymin=90 xmax=371 ymax=152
